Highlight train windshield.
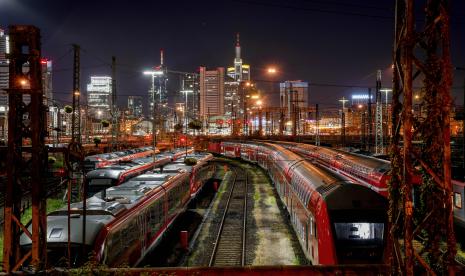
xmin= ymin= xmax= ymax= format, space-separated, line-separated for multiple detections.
xmin=333 ymin=222 xmax=385 ymax=264
xmin=334 ymin=223 xmax=384 ymax=242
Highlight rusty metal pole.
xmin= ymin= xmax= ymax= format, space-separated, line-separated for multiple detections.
xmin=440 ymin=4 xmax=457 ymax=273
xmin=401 ymin=1 xmax=415 ymax=274
xmin=3 ymin=25 xmax=47 ymax=272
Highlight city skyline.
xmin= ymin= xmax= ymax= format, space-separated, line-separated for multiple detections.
xmin=2 ymin=0 xmax=465 ymax=109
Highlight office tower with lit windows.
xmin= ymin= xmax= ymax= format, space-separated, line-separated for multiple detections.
xmin=199 ymin=67 xmax=224 ymax=118
xmin=180 ymin=73 xmax=199 ymax=118
xmin=128 ymin=96 xmax=143 ymax=118
xmin=224 ymin=76 xmax=240 ymax=118
xmin=0 ymin=28 xmax=8 ymax=141
xmin=87 ymin=76 xmax=112 ymax=119
xmin=148 ymin=49 xmax=168 ymax=119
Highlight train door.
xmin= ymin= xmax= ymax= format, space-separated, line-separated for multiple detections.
xmin=234 ymin=145 xmax=241 ymax=158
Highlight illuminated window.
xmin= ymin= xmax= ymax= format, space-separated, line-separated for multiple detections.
xmin=455 ymin=192 xmax=462 ymax=209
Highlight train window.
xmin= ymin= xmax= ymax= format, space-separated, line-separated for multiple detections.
xmin=455 ymin=192 xmax=462 ymax=209
xmin=334 ymin=222 xmax=384 ymax=242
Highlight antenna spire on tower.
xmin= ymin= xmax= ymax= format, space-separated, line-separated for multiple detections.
xmin=160 ymin=49 xmax=164 ymax=66
xmin=236 ymin=32 xmax=240 ymax=46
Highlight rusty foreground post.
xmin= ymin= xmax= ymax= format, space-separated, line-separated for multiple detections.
xmin=3 ymin=25 xmax=47 ymax=272
xmin=390 ymin=0 xmax=456 ymax=275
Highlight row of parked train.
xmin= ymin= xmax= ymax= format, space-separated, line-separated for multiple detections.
xmin=277 ymin=141 xmax=465 ymax=230
xmin=84 ymin=146 xmax=158 ymax=172
xmin=210 ymin=140 xmax=465 ymax=264
xmin=209 ymin=141 xmax=388 ymax=265
xmin=20 ymin=147 xmax=214 ymax=267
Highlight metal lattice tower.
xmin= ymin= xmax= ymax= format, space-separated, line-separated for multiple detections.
xmin=3 ymin=25 xmax=47 ymax=272
xmin=390 ymin=0 xmax=456 ymax=274
xmin=71 ymin=44 xmax=81 ymax=143
xmin=375 ymin=70 xmax=383 ymax=154
xmin=339 ymin=96 xmax=348 ymax=147
xmin=315 ymin=103 xmax=320 ymax=146
xmin=367 ymin=87 xmax=373 ymax=151
xmin=111 ymin=56 xmax=118 ymax=150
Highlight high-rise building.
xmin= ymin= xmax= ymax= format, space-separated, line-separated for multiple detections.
xmin=224 ymin=76 xmax=240 ymax=117
xmin=280 ymin=80 xmax=309 ymax=120
xmin=199 ymin=67 xmax=224 ymax=118
xmin=148 ymin=49 xmax=168 ymax=119
xmin=0 ymin=28 xmax=9 ymax=141
xmin=128 ymin=96 xmax=143 ymax=118
xmin=180 ymin=73 xmax=199 ymax=118
xmin=226 ymin=33 xmax=250 ymax=82
xmin=87 ymin=76 xmax=112 ymax=119
xmin=41 ymin=58 xmax=53 ymax=104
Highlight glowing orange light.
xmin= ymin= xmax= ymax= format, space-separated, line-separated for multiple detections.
xmin=267 ymin=67 xmax=277 ymax=74
xmin=18 ymin=78 xmax=28 ymax=87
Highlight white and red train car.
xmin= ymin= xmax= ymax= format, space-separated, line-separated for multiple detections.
xmin=278 ymin=141 xmax=465 ymax=230
xmin=210 ymin=141 xmax=388 ymax=264
xmin=84 ymin=146 xmax=159 ymax=172
xmin=279 ymin=142 xmax=392 ymax=196
xmin=20 ymin=152 xmax=214 ymax=267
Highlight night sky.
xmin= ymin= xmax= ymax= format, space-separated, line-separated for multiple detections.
xmin=1 ymin=0 xmax=465 ymax=109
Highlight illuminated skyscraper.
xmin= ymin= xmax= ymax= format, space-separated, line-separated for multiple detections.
xmin=0 ymin=29 xmax=8 ymax=110
xmin=41 ymin=58 xmax=53 ymax=104
xmin=148 ymin=49 xmax=168 ymax=119
xmin=180 ymin=73 xmax=199 ymax=118
xmin=199 ymin=67 xmax=224 ymax=118
xmin=128 ymin=96 xmax=143 ymax=118
xmin=226 ymin=33 xmax=250 ymax=82
xmin=87 ymin=76 xmax=112 ymax=119
xmin=0 ymin=28 xmax=8 ymax=141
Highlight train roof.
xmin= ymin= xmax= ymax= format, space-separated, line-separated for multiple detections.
xmin=280 ymin=141 xmax=390 ymax=173
xmin=20 ymin=197 xmax=118 ymax=246
xmin=21 ymin=165 xmax=189 ymax=247
xmin=331 ymin=148 xmax=390 ymax=172
xmin=86 ymin=167 xmax=125 ymax=179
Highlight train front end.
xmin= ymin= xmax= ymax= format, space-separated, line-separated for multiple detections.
xmin=325 ymin=184 xmax=388 ymax=264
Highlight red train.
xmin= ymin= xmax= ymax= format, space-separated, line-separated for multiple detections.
xmin=84 ymin=146 xmax=158 ymax=172
xmin=276 ymin=141 xmax=465 ymax=231
xmin=20 ymin=152 xmax=215 ymax=267
xmin=210 ymin=141 xmax=388 ymax=264
xmin=278 ymin=142 xmax=392 ymax=196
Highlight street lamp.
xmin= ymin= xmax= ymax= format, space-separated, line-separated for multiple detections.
xmin=267 ymin=67 xmax=277 ymax=74
xmin=339 ymin=96 xmax=349 ymax=147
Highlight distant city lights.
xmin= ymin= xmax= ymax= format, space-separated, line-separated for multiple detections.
xmin=351 ymin=94 xmax=373 ymax=100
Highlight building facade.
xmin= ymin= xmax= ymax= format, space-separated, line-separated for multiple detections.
xmin=0 ymin=28 xmax=8 ymax=142
xmin=224 ymin=76 xmax=240 ymax=118
xmin=87 ymin=76 xmax=112 ymax=119
xmin=199 ymin=67 xmax=224 ymax=119
xmin=180 ymin=73 xmax=199 ymax=118
xmin=280 ymin=81 xmax=309 ymax=119
xmin=128 ymin=96 xmax=143 ymax=118
xmin=148 ymin=50 xmax=168 ymax=119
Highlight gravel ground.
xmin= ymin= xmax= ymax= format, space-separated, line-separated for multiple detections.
xmin=241 ymin=162 xmax=308 ymax=266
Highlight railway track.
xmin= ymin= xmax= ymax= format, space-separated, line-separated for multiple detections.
xmin=209 ymin=167 xmax=248 ymax=267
